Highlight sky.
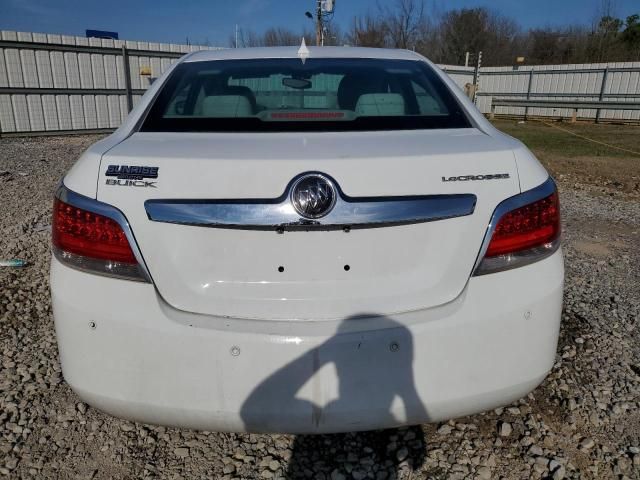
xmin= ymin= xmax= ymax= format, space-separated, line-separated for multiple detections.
xmin=1 ymin=0 xmax=639 ymax=47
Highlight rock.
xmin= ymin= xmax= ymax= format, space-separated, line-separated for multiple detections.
xmin=520 ymin=436 xmax=535 ymax=447
xmin=403 ymin=430 xmax=416 ymax=440
xmin=499 ymin=422 xmax=512 ymax=437
xmin=437 ymin=424 xmax=453 ymax=435
xmin=330 ymin=470 xmax=346 ymax=480
xmin=476 ymin=466 xmax=492 ymax=479
xmin=535 ymin=457 xmax=549 ymax=467
xmin=174 ymin=447 xmax=190 ymax=458
xmin=579 ymin=438 xmax=595 ymax=451
xmin=552 ymin=466 xmax=566 ymax=480
xmin=528 ymin=445 xmax=544 ymax=456
xmin=549 ymin=459 xmax=562 ymax=472
xmin=396 ymin=447 xmax=409 ymax=462
xmin=533 ymin=463 xmax=547 ymax=475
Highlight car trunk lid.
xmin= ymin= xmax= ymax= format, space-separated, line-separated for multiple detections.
xmin=97 ymin=128 xmax=519 ymax=320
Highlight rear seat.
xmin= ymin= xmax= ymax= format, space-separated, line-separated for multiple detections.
xmin=355 ymin=93 xmax=405 ymax=116
xmin=199 ymin=95 xmax=254 ymax=117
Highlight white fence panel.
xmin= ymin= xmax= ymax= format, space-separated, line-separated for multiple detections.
xmin=0 ymin=30 xmax=217 ymax=133
xmin=12 ymin=96 xmax=29 ymax=131
xmin=0 ymin=95 xmax=15 ymax=131
xmin=56 ymin=96 xmax=72 ymax=130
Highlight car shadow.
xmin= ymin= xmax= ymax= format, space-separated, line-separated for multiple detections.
xmin=239 ymin=314 xmax=428 ymax=478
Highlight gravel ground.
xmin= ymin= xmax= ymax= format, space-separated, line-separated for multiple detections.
xmin=1 ymin=135 xmax=639 ymax=479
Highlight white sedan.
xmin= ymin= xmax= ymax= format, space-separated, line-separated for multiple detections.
xmin=51 ymin=46 xmax=563 ymax=434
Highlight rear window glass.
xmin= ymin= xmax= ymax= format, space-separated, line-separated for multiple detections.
xmin=141 ymin=58 xmax=471 ymax=132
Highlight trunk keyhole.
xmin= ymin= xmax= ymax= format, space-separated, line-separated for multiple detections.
xmin=344 ymin=265 xmax=350 ymax=271
xmin=278 ymin=266 xmax=285 ymax=273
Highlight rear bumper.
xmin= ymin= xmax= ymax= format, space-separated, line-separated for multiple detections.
xmin=51 ymin=250 xmax=563 ymax=434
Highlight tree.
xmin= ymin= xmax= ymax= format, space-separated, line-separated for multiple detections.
xmin=381 ymin=0 xmax=429 ymax=50
xmin=621 ymin=14 xmax=640 ymax=59
xmin=346 ymin=12 xmax=388 ymax=47
xmin=435 ymin=8 xmax=519 ymax=66
xmin=526 ymin=29 xmax=585 ymax=65
xmin=262 ymin=28 xmax=301 ymax=47
xmin=228 ymin=4 xmax=640 ymax=65
xmin=346 ymin=0 xmax=432 ymax=50
xmin=589 ymin=15 xmax=624 ymax=61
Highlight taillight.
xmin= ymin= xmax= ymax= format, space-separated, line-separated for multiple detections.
xmin=52 ymin=195 xmax=149 ymax=282
xmin=474 ymin=180 xmax=561 ymax=275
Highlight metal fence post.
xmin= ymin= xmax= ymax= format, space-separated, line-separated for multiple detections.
xmin=525 ymin=70 xmax=534 ymax=120
xmin=121 ymin=45 xmax=133 ymax=112
xmin=596 ymin=67 xmax=609 ymax=124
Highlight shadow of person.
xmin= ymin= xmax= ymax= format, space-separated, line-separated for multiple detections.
xmin=284 ymin=424 xmax=426 ymax=479
xmin=240 ymin=314 xmax=428 ymax=479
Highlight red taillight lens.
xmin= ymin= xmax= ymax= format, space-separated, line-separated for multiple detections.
xmin=52 ymin=198 xmax=137 ymax=264
xmin=485 ymin=192 xmax=560 ymax=257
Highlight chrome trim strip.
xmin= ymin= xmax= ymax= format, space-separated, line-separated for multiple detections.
xmin=471 ymin=176 xmax=558 ymax=275
xmin=144 ymin=174 xmax=477 ymax=231
xmin=55 ymin=184 xmax=153 ymax=283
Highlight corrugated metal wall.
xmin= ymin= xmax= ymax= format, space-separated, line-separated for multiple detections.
xmin=478 ymin=63 xmax=640 ymax=121
xmin=0 ymin=30 xmax=217 ymax=133
xmin=1 ymin=30 xmax=639 ymax=134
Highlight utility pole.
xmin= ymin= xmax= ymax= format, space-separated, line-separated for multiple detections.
xmin=316 ymin=0 xmax=323 ymax=46
xmin=235 ymin=24 xmax=239 ymax=48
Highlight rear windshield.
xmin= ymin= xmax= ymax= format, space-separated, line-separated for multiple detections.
xmin=141 ymin=58 xmax=471 ymax=132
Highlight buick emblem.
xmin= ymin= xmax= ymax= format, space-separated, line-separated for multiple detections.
xmin=290 ymin=174 xmax=337 ymax=219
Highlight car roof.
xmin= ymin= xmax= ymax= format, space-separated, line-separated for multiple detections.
xmin=183 ymin=46 xmax=424 ymax=63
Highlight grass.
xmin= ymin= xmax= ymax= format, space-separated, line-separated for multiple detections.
xmin=491 ymin=119 xmax=640 ymax=159
xmin=491 ymin=119 xmax=640 ymax=194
